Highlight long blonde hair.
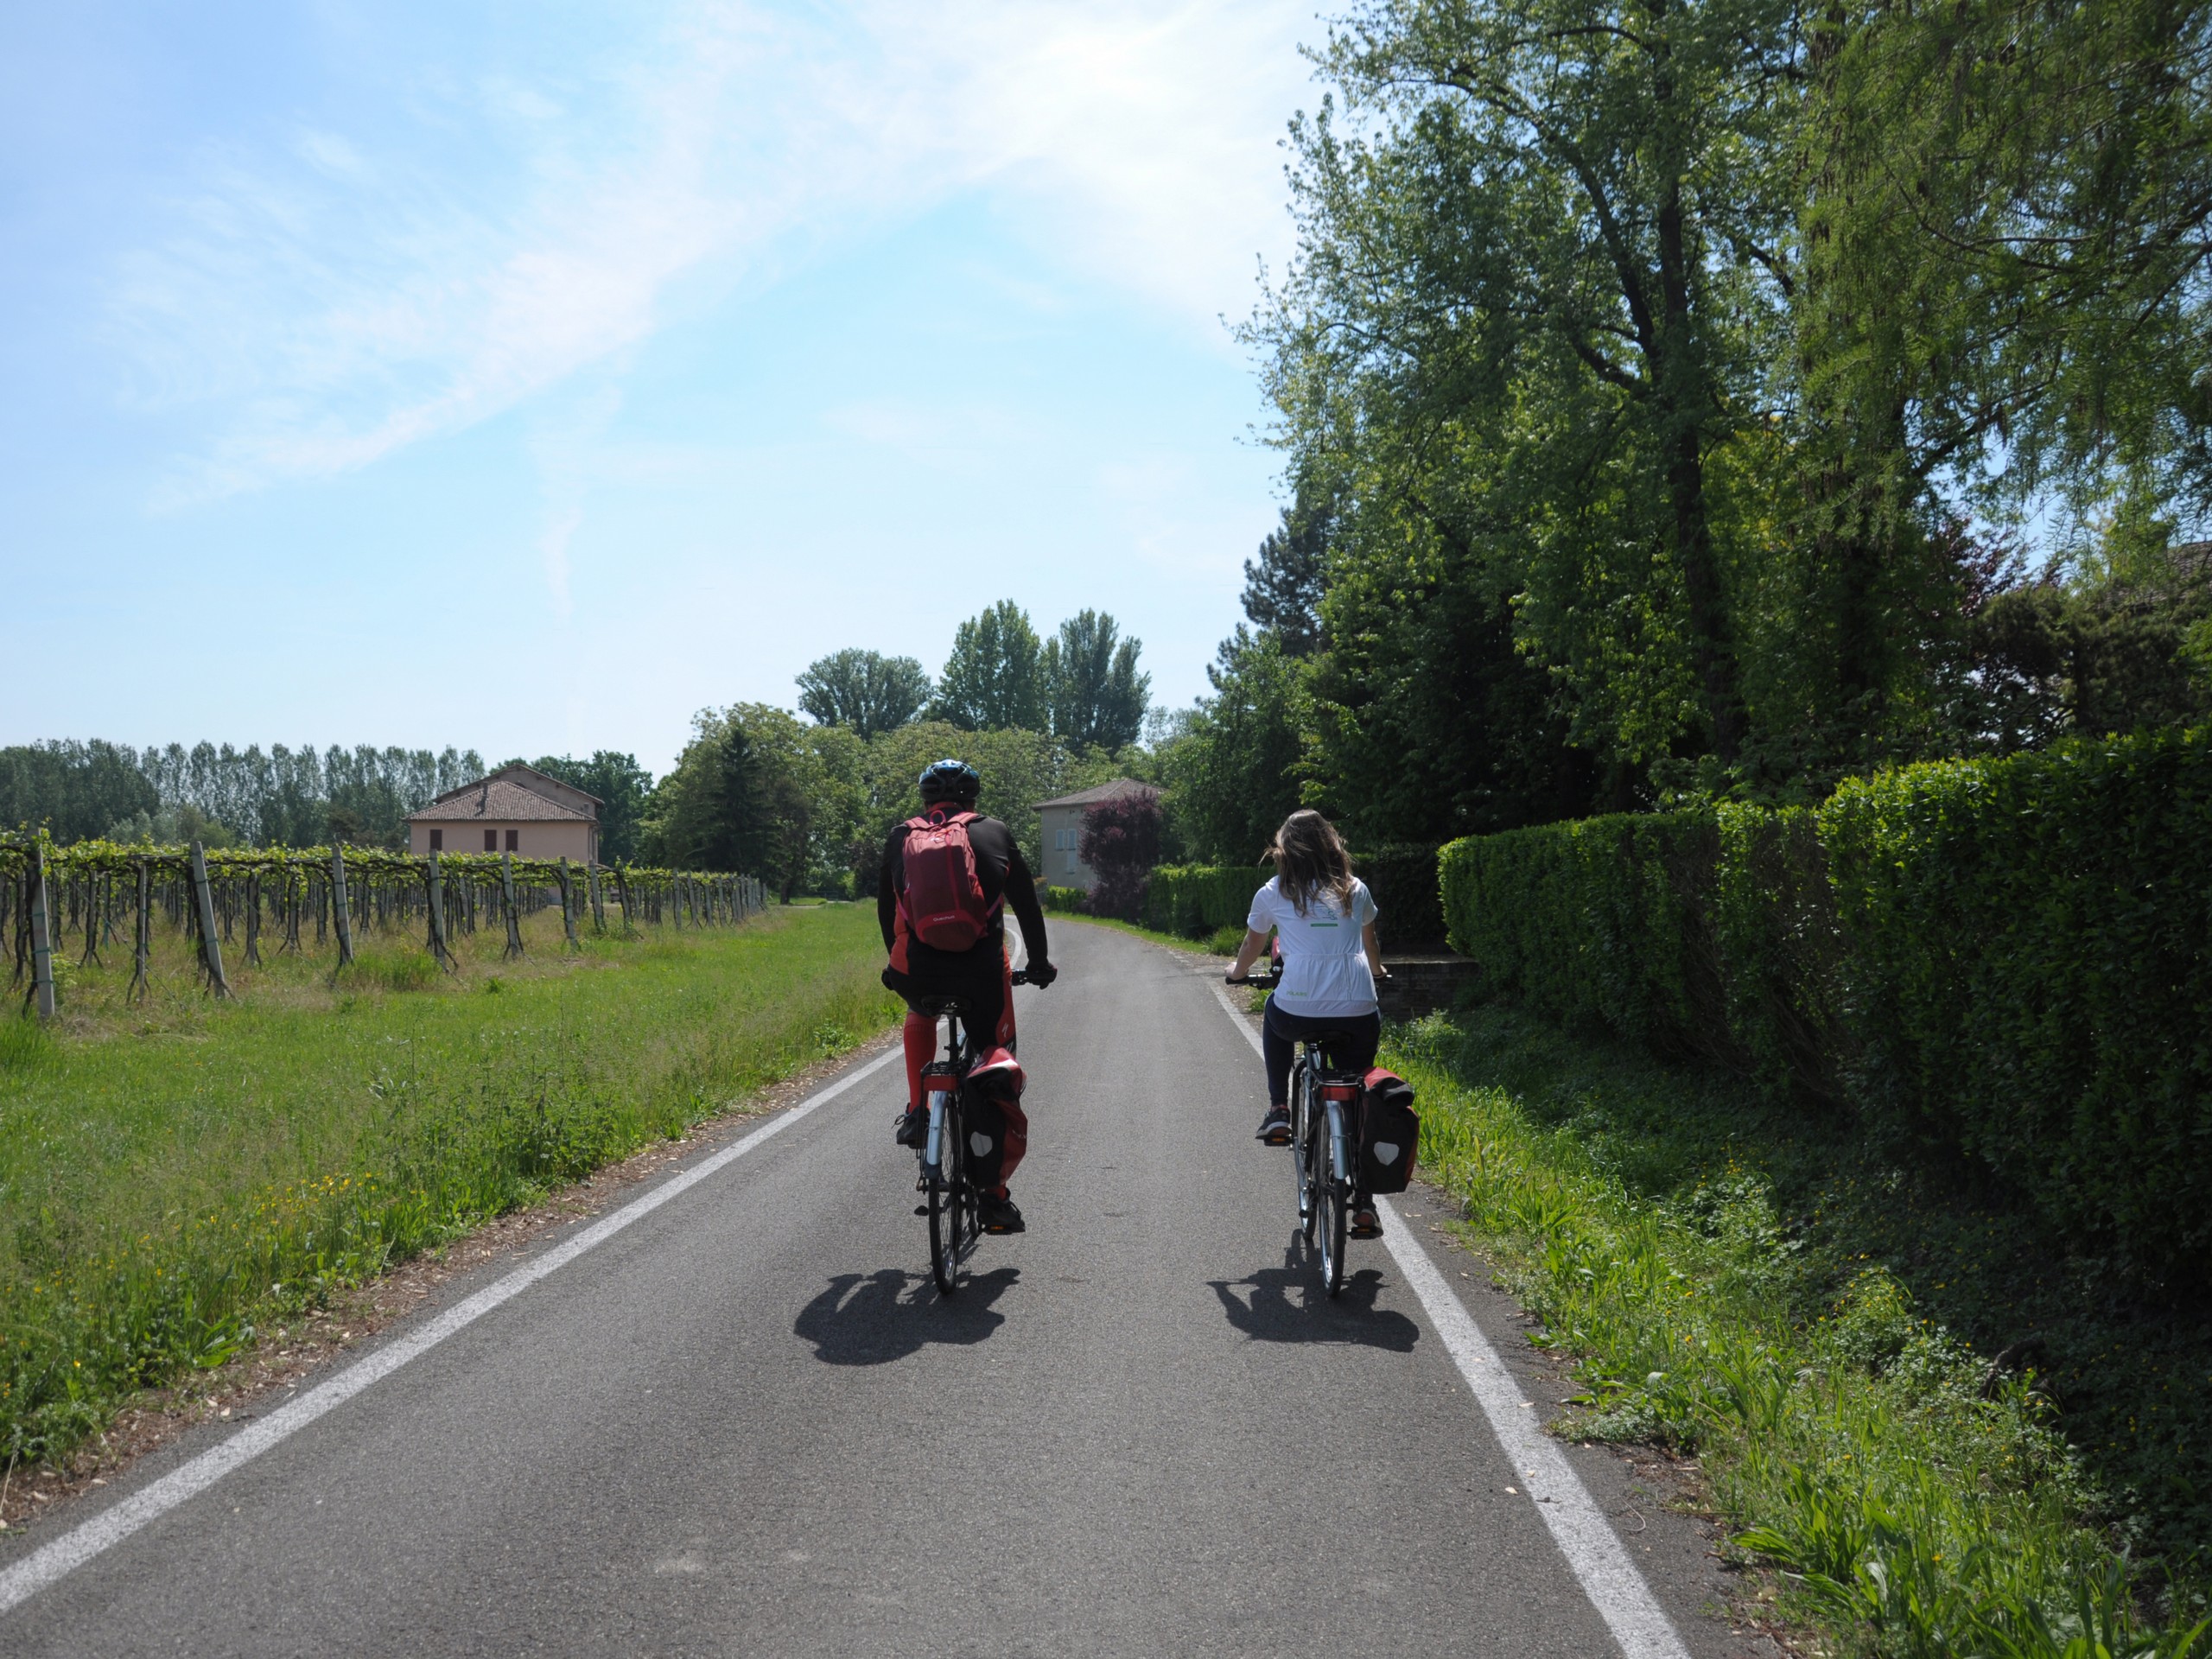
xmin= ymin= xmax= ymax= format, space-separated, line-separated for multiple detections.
xmin=1267 ymin=810 xmax=1354 ymax=917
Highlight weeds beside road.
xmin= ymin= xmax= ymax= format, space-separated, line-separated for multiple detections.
xmin=1397 ymin=1005 xmax=2210 ymax=1658
xmin=0 ymin=905 xmax=898 ymax=1470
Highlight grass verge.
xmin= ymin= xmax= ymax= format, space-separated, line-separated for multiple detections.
xmin=2 ymin=904 xmax=898 ymax=1467
xmin=1395 ymin=1003 xmax=2209 ymax=1658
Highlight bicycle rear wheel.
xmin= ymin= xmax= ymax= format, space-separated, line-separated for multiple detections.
xmin=1318 ymin=1101 xmax=1349 ymax=1298
xmin=928 ymin=1092 xmax=968 ymax=1295
xmin=1294 ymin=1065 xmax=1319 ymax=1243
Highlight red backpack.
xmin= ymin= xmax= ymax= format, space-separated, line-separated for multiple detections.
xmin=899 ymin=810 xmax=999 ymax=950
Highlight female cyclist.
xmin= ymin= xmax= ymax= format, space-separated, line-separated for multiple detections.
xmin=1224 ymin=810 xmax=1388 ymax=1224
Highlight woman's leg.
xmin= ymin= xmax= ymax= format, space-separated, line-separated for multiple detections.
xmin=1260 ymin=999 xmax=1300 ymax=1105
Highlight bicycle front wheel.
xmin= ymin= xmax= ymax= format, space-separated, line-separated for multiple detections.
xmin=928 ymin=1094 xmax=967 ymax=1295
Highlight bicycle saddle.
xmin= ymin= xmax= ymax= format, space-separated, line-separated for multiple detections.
xmin=913 ymin=995 xmax=970 ymax=1017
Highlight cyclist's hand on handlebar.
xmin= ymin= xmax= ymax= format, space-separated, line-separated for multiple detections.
xmin=1025 ymin=961 xmax=1058 ymax=988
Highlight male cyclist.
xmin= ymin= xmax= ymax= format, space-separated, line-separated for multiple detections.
xmin=880 ymin=759 xmax=1057 ymax=1235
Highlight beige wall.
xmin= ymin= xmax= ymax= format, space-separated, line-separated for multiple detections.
xmin=410 ymin=821 xmax=596 ymax=862
xmin=1039 ymin=805 xmax=1096 ymax=891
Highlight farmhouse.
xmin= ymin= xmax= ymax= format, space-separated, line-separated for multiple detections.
xmin=406 ymin=764 xmax=600 ymax=862
xmin=1034 ymin=779 xmax=1159 ymax=893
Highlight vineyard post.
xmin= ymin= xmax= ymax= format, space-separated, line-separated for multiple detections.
xmin=558 ymin=858 xmax=580 ymax=951
xmin=588 ymin=862 xmax=605 ymax=934
xmin=188 ymin=841 xmax=231 ymax=997
xmin=26 ymin=842 xmax=56 ymax=1020
xmin=613 ymin=866 xmax=632 ymax=938
xmin=426 ymin=853 xmax=454 ymax=971
xmin=79 ymin=870 xmax=101 ymax=967
xmin=500 ymin=853 xmax=524 ymax=957
xmin=244 ymin=872 xmax=262 ymax=966
xmin=130 ymin=859 xmax=150 ymax=1001
xmin=330 ymin=845 xmax=355 ymax=968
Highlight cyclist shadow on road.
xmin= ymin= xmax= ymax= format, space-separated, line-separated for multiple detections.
xmin=1208 ymin=1237 xmax=1420 ymax=1351
xmin=794 ymin=1268 xmax=1019 ymax=1366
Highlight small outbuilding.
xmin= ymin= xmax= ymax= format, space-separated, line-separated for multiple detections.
xmin=406 ymin=764 xmax=600 ymax=862
xmin=1033 ymin=779 xmax=1160 ymax=892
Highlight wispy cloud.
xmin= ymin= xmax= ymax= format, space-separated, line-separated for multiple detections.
xmin=111 ymin=0 xmax=1314 ymax=507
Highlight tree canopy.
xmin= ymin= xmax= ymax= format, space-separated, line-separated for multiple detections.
xmin=795 ymin=649 xmax=932 ymax=741
xmin=1189 ymin=0 xmax=2212 ymax=846
xmin=931 ymin=601 xmax=1049 ymax=732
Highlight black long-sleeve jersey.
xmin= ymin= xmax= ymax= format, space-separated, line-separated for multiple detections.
xmin=878 ymin=813 xmax=1050 ymax=974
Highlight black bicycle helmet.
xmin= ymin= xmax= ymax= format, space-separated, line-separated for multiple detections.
xmin=918 ymin=758 xmax=981 ymax=805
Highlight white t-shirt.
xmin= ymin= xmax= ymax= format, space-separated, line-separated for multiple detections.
xmin=1248 ymin=875 xmax=1379 ymax=1020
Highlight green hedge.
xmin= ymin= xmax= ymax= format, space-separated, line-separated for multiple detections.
xmin=1440 ymin=729 xmax=2212 ymax=1276
xmin=1141 ymin=865 xmax=1260 ymax=936
xmin=1140 ymin=849 xmax=1446 ymax=946
xmin=1040 ymin=885 xmax=1089 ymax=914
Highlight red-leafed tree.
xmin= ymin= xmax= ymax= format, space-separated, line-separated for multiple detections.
xmin=1078 ymin=791 xmax=1163 ymax=920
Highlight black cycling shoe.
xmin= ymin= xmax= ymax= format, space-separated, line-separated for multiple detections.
xmin=893 ymin=1108 xmax=929 ymax=1148
xmin=1350 ymin=1206 xmax=1382 ymax=1240
xmin=976 ymin=1192 xmax=1026 ymax=1234
xmin=1255 ymin=1106 xmax=1293 ymax=1145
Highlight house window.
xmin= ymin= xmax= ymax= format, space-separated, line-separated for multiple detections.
xmin=429 ymin=829 xmax=443 ymax=852
xmin=505 ymin=829 xmax=519 ymax=852
xmin=485 ymin=830 xmax=498 ymax=852
xmin=1065 ymin=850 xmax=1077 ymax=874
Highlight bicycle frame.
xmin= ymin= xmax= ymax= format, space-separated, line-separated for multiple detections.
xmin=916 ymin=967 xmax=1033 ymax=1296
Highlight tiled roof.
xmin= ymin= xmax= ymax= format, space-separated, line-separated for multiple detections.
xmin=407 ymin=779 xmax=593 ymax=823
xmin=1034 ymin=779 xmax=1160 ymax=810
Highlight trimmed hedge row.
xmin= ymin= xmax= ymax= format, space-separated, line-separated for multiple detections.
xmin=1440 ymin=729 xmax=2212 ymax=1277
xmin=1139 ymin=847 xmax=1448 ymax=948
xmin=1141 ymin=865 xmax=1259 ymax=936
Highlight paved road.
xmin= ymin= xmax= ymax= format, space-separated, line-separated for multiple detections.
xmin=3 ymin=923 xmax=1758 ymax=1657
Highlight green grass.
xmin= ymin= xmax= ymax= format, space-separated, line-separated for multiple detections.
xmin=1 ymin=904 xmax=899 ymax=1466
xmin=1395 ymin=1003 xmax=2210 ymax=1658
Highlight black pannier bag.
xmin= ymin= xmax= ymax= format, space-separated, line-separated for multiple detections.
xmin=1357 ymin=1068 xmax=1420 ymax=1194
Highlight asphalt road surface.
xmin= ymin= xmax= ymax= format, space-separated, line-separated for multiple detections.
xmin=2 ymin=922 xmax=1767 ymax=1657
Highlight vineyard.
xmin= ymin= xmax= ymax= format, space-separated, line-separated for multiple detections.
xmin=2 ymin=835 xmax=766 ymax=1017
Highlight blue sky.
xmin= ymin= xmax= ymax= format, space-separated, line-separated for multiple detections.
xmin=2 ymin=2 xmax=1322 ymax=775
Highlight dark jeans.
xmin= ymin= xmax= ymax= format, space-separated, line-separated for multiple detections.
xmin=1262 ymin=1001 xmax=1381 ymax=1106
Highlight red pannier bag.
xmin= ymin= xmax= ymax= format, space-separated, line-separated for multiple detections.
xmin=1357 ymin=1068 xmax=1420 ymax=1194
xmin=965 ymin=1046 xmax=1027 ymax=1101
xmin=899 ymin=810 xmax=998 ymax=950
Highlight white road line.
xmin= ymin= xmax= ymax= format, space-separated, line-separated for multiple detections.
xmin=1207 ymin=977 xmax=1688 ymax=1659
xmin=0 ymin=1046 xmax=902 ymax=1619
xmin=1377 ymin=1209 xmax=1690 ymax=1659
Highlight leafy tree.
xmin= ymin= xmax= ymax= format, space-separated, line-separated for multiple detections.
xmin=932 ymin=601 xmax=1047 ymax=731
xmin=1310 ymin=531 xmax=1600 ymax=842
xmin=795 ymin=649 xmax=932 ymax=741
xmin=105 ymin=803 xmax=237 ymax=849
xmin=1163 ymin=632 xmax=1309 ymax=864
xmin=1078 ymin=791 xmax=1164 ymax=921
xmin=522 ymin=751 xmax=655 ymax=863
xmin=853 ymin=721 xmax=1123 ymax=890
xmin=643 ymin=706 xmax=829 ymax=899
xmin=1962 ymin=552 xmax=2212 ymax=747
xmin=1264 ymin=0 xmax=1804 ymax=773
xmin=1045 ymin=610 xmax=1151 ymax=751
xmin=0 ymin=741 xmax=157 ymax=843
xmin=1242 ymin=500 xmax=1332 ymax=658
